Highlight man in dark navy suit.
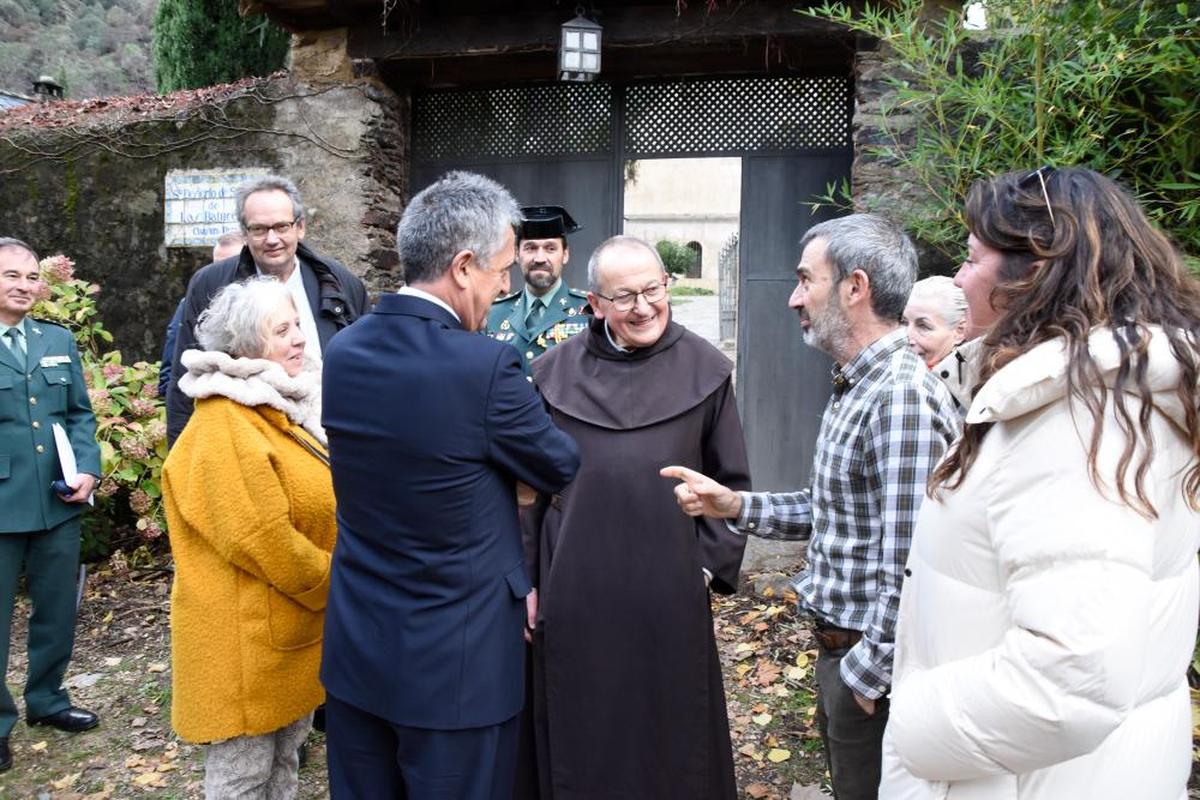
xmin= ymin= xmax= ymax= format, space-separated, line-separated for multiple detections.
xmin=320 ymin=171 xmax=580 ymax=800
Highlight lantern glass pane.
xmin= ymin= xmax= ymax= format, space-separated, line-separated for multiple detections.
xmin=583 ymin=32 xmax=598 ymax=51
xmin=581 ymin=53 xmax=599 ymax=71
xmin=564 ymin=30 xmax=580 ymax=49
xmin=564 ymin=51 xmax=581 ymax=68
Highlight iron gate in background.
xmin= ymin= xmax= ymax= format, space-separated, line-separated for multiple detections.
xmin=412 ymin=75 xmax=852 ymax=492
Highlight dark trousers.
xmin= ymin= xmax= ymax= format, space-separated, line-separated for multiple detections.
xmin=325 ymin=693 xmax=520 ymax=800
xmin=814 ymin=638 xmax=890 ymax=800
xmin=0 ymin=517 xmax=81 ymax=737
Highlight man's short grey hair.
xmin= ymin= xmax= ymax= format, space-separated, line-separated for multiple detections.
xmin=907 ymin=275 xmax=967 ymax=328
xmin=212 ymin=231 xmax=246 ymax=261
xmin=586 ymin=235 xmax=667 ymax=292
xmin=195 ymin=277 xmax=295 ymax=358
xmin=0 ymin=237 xmax=38 ymax=261
xmin=396 ymin=171 xmax=521 ymax=285
xmin=235 ymin=176 xmax=306 ymax=228
xmin=800 ymin=214 xmax=918 ymax=320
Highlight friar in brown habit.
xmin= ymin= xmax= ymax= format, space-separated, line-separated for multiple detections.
xmin=518 ymin=236 xmax=750 ymax=800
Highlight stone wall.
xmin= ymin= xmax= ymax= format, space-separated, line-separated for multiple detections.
xmin=851 ymin=45 xmax=921 ymax=222
xmin=850 ymin=7 xmax=962 ymax=276
xmin=0 ymin=75 xmax=407 ymax=362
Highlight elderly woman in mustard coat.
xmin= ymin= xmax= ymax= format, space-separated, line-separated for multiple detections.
xmin=163 ymin=277 xmax=334 ymax=799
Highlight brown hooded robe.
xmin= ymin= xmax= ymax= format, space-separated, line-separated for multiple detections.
xmin=521 ymin=318 xmax=750 ymax=800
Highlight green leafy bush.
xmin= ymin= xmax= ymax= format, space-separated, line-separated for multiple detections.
xmin=807 ymin=0 xmax=1200 ymax=262
xmin=656 ymin=240 xmax=701 ymax=278
xmin=33 ymin=254 xmax=166 ymax=559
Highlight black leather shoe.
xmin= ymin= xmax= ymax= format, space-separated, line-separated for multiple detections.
xmin=28 ymin=707 xmax=99 ymax=733
xmin=0 ymin=736 xmax=11 ymax=772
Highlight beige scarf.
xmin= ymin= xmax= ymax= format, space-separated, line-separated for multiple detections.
xmin=178 ymin=350 xmax=325 ymax=445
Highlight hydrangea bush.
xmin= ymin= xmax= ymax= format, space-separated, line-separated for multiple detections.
xmin=33 ymin=255 xmax=167 ymax=557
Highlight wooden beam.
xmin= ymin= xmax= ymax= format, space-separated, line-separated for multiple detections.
xmin=242 ymin=0 xmax=380 ymax=30
xmin=349 ymin=2 xmax=848 ymax=61
xmin=376 ymin=37 xmax=852 ymax=90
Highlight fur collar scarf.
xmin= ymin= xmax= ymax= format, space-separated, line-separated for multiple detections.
xmin=179 ymin=350 xmax=325 ymax=445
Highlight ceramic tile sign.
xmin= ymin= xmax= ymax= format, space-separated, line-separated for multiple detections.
xmin=164 ymin=168 xmax=269 ymax=247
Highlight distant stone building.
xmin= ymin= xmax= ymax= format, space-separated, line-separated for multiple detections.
xmin=623 ymin=157 xmax=740 ymax=292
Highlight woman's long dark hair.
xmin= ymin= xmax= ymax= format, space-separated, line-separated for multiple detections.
xmin=930 ymin=167 xmax=1200 ymax=517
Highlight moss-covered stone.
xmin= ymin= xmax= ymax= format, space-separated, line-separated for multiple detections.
xmin=0 ymin=76 xmax=405 ymax=361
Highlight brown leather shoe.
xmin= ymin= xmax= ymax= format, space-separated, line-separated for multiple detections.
xmin=28 ymin=706 xmax=99 ymax=733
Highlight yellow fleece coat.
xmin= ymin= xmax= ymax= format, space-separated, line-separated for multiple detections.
xmin=163 ymin=397 xmax=335 ymax=743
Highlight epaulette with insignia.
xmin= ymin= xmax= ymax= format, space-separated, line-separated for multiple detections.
xmin=567 ymin=287 xmax=589 ymax=300
xmin=494 ymin=291 xmax=521 ymax=303
xmin=30 ymin=318 xmax=68 ymax=331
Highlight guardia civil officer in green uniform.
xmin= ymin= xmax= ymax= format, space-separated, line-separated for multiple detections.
xmin=486 ymin=206 xmax=590 ymax=377
xmin=0 ymin=238 xmax=101 ymax=773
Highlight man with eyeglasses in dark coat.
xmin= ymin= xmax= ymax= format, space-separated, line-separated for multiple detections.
xmin=164 ymin=175 xmax=367 ymax=446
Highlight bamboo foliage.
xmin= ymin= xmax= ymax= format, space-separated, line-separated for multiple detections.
xmin=806 ymin=0 xmax=1200 ymax=263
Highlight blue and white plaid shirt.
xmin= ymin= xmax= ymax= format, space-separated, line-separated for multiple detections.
xmin=735 ymin=328 xmax=959 ymax=698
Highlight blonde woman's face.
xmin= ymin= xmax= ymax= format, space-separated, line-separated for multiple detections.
xmin=902 ymin=296 xmax=964 ymax=368
xmin=262 ymin=296 xmax=306 ymax=377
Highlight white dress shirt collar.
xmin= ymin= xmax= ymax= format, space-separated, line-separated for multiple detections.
xmin=398 ymin=286 xmax=460 ymax=322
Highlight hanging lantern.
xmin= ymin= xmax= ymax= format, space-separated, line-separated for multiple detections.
xmin=559 ymin=12 xmax=602 ymax=82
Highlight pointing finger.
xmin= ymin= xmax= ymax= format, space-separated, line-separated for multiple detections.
xmin=660 ymin=464 xmax=705 ymax=486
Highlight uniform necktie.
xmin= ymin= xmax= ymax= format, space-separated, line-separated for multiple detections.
xmin=526 ymin=300 xmax=546 ymax=330
xmin=3 ymin=327 xmax=25 ymax=370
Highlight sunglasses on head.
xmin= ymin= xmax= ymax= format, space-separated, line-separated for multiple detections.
xmin=1019 ymin=165 xmax=1057 ymax=226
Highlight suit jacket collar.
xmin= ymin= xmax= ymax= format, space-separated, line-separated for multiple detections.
xmin=24 ymin=318 xmax=52 ymax=369
xmin=502 ymin=296 xmax=529 ymax=338
xmin=375 ymin=292 xmax=463 ymax=331
xmin=0 ymin=317 xmax=51 ymax=374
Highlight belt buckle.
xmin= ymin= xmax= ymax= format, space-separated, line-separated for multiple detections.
xmin=813 ymin=624 xmax=855 ymax=652
xmin=813 ymin=627 xmax=840 ymax=651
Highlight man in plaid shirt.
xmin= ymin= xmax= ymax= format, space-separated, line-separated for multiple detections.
xmin=663 ymin=214 xmax=959 ymax=800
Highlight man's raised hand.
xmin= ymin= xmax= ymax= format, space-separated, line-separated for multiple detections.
xmin=659 ymin=465 xmax=743 ymax=519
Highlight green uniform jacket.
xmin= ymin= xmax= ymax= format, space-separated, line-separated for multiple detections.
xmin=486 ymin=282 xmax=590 ymax=377
xmin=0 ymin=318 xmax=100 ymax=534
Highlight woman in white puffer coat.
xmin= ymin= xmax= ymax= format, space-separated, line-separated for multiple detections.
xmin=880 ymin=167 xmax=1200 ymax=800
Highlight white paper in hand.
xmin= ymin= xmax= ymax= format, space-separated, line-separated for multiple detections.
xmin=52 ymin=422 xmax=93 ymax=506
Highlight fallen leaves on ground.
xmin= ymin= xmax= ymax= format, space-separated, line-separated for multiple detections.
xmin=7 ymin=564 xmax=1196 ymax=800
xmin=716 ymin=577 xmax=830 ymax=798
xmin=1 ymin=565 xmax=328 ymax=799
